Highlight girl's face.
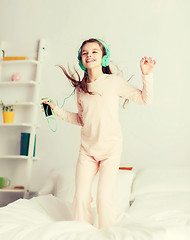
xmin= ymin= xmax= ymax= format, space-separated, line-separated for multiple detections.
xmin=81 ymin=42 xmax=103 ymax=71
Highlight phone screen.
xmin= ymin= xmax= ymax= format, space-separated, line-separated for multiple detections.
xmin=42 ymin=102 xmax=53 ymax=117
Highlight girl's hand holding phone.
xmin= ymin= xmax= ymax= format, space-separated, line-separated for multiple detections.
xmin=41 ymin=98 xmax=57 ymax=118
xmin=41 ymin=98 xmax=56 ymax=111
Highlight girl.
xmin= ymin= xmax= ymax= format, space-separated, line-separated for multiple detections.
xmin=42 ymin=38 xmax=156 ymax=229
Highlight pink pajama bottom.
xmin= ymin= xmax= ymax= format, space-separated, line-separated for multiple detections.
xmin=72 ymin=147 xmax=121 ymax=229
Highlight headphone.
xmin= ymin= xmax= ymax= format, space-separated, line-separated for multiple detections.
xmin=77 ymin=38 xmax=110 ymax=71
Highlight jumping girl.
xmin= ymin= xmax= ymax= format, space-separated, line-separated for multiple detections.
xmin=42 ymin=38 xmax=156 ymax=229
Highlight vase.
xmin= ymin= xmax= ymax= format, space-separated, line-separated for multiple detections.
xmin=3 ymin=112 xmax=15 ymax=123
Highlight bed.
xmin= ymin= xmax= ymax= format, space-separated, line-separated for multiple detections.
xmin=0 ymin=165 xmax=190 ymax=240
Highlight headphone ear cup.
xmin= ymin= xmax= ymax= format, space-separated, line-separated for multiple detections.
xmin=79 ymin=60 xmax=87 ymax=71
xmin=102 ymin=55 xmax=110 ymax=67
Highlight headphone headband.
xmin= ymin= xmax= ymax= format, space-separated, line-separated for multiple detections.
xmin=95 ymin=38 xmax=110 ymax=56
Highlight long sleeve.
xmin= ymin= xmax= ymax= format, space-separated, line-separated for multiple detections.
xmin=53 ymin=88 xmax=83 ymax=126
xmin=117 ymin=73 xmax=153 ymax=105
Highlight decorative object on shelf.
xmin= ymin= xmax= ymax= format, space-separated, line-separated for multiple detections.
xmin=0 ymin=177 xmax=11 ymax=188
xmin=1 ymin=185 xmax=24 ymax=190
xmin=11 ymin=72 xmax=21 ymax=82
xmin=0 ymin=101 xmax=15 ymax=123
xmin=20 ymin=132 xmax=36 ymax=157
xmin=3 ymin=56 xmax=27 ymax=61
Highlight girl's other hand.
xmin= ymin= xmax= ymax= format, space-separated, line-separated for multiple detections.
xmin=140 ymin=56 xmax=156 ymax=75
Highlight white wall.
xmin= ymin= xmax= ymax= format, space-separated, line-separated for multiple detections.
xmin=0 ymin=0 xmax=190 ymax=191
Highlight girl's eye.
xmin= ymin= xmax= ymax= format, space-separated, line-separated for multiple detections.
xmin=82 ymin=51 xmax=98 ymax=56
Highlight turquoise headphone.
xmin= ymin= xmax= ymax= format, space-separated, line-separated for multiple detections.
xmin=77 ymin=38 xmax=110 ymax=71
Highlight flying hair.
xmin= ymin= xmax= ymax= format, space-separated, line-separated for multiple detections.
xmin=56 ymin=38 xmax=130 ymax=108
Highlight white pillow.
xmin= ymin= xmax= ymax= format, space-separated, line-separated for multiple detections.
xmin=127 ymin=192 xmax=190 ymax=218
xmin=55 ymin=167 xmax=75 ymax=203
xmin=39 ymin=167 xmax=135 ymax=216
xmin=38 ymin=168 xmax=61 ymax=196
xmin=131 ymin=165 xmax=190 ymax=200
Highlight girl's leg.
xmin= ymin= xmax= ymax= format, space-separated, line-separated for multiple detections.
xmin=96 ymin=154 xmax=121 ymax=229
xmin=72 ymin=151 xmax=99 ymax=225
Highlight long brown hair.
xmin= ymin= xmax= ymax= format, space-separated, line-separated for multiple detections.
xmin=56 ymin=38 xmax=112 ymax=95
xmin=57 ymin=38 xmax=129 ymax=107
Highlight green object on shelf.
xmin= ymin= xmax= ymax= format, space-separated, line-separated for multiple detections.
xmin=20 ymin=133 xmax=36 ymax=157
xmin=0 ymin=177 xmax=11 ymax=188
xmin=33 ymin=134 xmax=36 ymax=157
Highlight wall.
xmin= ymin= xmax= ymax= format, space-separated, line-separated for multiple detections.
xmin=0 ymin=0 xmax=190 ymax=191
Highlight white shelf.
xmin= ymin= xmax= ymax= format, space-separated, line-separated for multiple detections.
xmin=0 ymin=81 xmax=37 ymax=87
xmin=5 ymin=102 xmax=35 ymax=106
xmin=0 ymin=59 xmax=39 ymax=65
xmin=0 ymin=102 xmax=37 ymax=108
xmin=0 ymin=123 xmax=35 ymax=127
xmin=14 ymin=102 xmax=35 ymax=106
xmin=0 ymin=155 xmax=39 ymax=161
xmin=0 ymin=189 xmax=25 ymax=193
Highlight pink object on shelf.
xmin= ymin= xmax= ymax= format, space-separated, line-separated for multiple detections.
xmin=11 ymin=73 xmax=21 ymax=81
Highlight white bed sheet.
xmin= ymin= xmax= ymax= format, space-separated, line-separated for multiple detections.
xmin=0 ymin=194 xmax=189 ymax=240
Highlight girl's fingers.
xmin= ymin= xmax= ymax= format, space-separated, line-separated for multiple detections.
xmin=43 ymin=101 xmax=50 ymax=105
xmin=150 ymin=57 xmax=156 ymax=65
xmin=140 ymin=58 xmax=144 ymax=63
xmin=144 ymin=57 xmax=149 ymax=63
xmin=142 ymin=57 xmax=156 ymax=65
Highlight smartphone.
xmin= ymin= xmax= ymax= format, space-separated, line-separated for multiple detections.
xmin=41 ymin=98 xmax=54 ymax=118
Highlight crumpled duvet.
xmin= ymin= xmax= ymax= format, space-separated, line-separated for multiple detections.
xmin=0 ymin=195 xmax=189 ymax=240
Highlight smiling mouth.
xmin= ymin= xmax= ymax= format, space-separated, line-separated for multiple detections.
xmin=86 ymin=59 xmax=95 ymax=63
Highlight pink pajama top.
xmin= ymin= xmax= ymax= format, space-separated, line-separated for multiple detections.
xmin=53 ymin=73 xmax=153 ymax=157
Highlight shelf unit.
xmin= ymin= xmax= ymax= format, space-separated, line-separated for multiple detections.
xmin=0 ymin=39 xmax=46 ymax=200
xmin=0 ymin=155 xmax=39 ymax=161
